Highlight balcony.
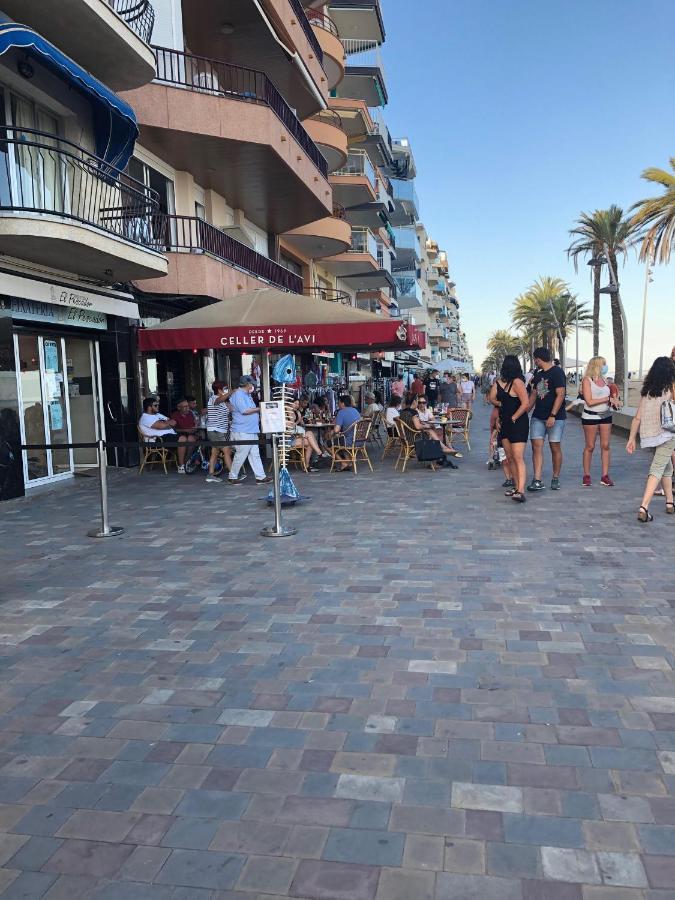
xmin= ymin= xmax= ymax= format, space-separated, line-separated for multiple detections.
xmin=139 ymin=214 xmax=302 ymax=300
xmin=330 ymin=149 xmax=377 ymax=207
xmin=180 ymin=0 xmax=328 ymax=118
xmin=123 ymin=47 xmax=331 ymax=234
xmin=0 ymin=127 xmax=167 ymax=282
xmin=328 ymin=0 xmax=385 ymax=43
xmin=334 ymin=39 xmax=388 ymax=107
xmin=393 ymin=273 xmax=423 ymax=309
xmin=1 ymin=0 xmax=156 ymax=91
xmin=426 ymin=296 xmax=445 ymax=310
xmin=306 ymin=8 xmax=345 ymax=90
xmin=390 ymin=178 xmax=419 ymax=225
xmin=304 ymin=109 xmax=348 ymax=173
xmin=282 ymin=203 xmax=352 ymax=259
xmin=321 ymin=226 xmax=380 ymax=279
xmin=391 ymin=226 xmax=419 ymax=269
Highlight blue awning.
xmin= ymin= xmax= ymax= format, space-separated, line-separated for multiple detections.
xmin=0 ymin=22 xmax=138 ymax=171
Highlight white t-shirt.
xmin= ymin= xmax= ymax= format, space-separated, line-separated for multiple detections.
xmin=139 ymin=412 xmax=176 ymax=441
xmin=460 ymin=380 xmax=474 ymax=395
xmin=385 ymin=407 xmax=400 ymax=427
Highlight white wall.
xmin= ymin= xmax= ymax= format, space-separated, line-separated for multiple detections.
xmin=151 ymin=0 xmax=184 ymax=51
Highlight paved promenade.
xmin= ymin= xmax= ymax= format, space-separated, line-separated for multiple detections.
xmin=0 ymin=405 xmax=674 ymax=899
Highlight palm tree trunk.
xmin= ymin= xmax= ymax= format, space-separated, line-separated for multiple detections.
xmin=592 ymin=263 xmax=600 ymax=357
xmin=608 ymin=253 xmax=625 ymax=389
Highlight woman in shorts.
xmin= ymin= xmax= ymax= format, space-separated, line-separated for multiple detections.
xmin=580 ymin=356 xmax=617 ymax=487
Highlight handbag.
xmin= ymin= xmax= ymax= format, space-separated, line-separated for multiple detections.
xmin=660 ymin=395 xmax=675 ymax=433
xmin=415 ymin=434 xmax=444 ymax=461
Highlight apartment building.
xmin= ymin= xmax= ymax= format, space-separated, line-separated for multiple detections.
xmin=0 ymin=1 xmax=167 ymax=501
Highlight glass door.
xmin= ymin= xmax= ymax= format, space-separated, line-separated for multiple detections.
xmin=15 ymin=335 xmax=73 ymax=483
xmin=64 ymin=337 xmax=102 ymax=468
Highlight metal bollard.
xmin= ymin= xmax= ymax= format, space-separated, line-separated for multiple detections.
xmin=261 ymin=434 xmax=296 ymax=538
xmin=87 ymin=440 xmax=124 ymax=538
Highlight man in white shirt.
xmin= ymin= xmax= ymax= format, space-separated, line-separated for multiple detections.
xmin=138 ymin=397 xmax=176 ymax=442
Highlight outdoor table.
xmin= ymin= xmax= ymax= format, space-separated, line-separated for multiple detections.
xmin=304 ymin=421 xmax=335 ymax=451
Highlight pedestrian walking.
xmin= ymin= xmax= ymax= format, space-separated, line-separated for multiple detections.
xmin=425 ymin=370 xmax=440 ymax=408
xmin=460 ymin=374 xmax=475 ymax=410
xmin=580 ymin=356 xmax=617 ymax=487
xmin=228 ymin=376 xmax=273 ymax=485
xmin=391 ymin=374 xmax=405 ymax=399
xmin=489 ymin=355 xmax=530 ymax=503
xmin=439 ymin=372 xmax=458 ymax=408
xmin=527 ymin=347 xmax=567 ymax=491
xmin=626 ymin=356 xmax=675 ymax=522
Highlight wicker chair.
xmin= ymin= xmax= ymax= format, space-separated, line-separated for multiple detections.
xmin=366 ymin=410 xmax=384 ymax=446
xmin=138 ymin=427 xmax=175 ymax=474
xmin=394 ymin=418 xmax=419 ymax=473
xmin=381 ymin=418 xmax=401 ymax=460
xmin=446 ymin=407 xmax=471 ymax=450
xmin=288 ymin=440 xmax=309 ymax=472
xmin=328 ymin=418 xmax=373 ymax=473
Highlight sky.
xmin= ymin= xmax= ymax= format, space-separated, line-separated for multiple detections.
xmin=380 ymin=0 xmax=675 ymax=373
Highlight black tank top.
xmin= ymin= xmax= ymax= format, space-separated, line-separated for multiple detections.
xmin=497 ymin=380 xmax=520 ymax=420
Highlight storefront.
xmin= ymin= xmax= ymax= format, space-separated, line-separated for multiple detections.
xmin=0 ymin=268 xmax=140 ymax=500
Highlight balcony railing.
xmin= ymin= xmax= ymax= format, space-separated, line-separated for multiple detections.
xmin=0 ymin=126 xmax=164 ymax=249
xmin=160 ymin=214 xmax=302 ymax=293
xmin=304 ymin=287 xmax=351 ymax=305
xmin=310 ymin=108 xmax=344 ymax=129
xmin=350 ymin=227 xmax=378 ymax=258
xmin=288 ymin=0 xmax=324 ymax=64
xmin=108 ymin=0 xmax=155 ymax=44
xmin=152 ymin=46 xmax=328 ymax=178
xmin=342 ymin=38 xmax=385 ymax=74
xmin=306 ymin=8 xmax=340 ymax=38
xmin=332 ymin=150 xmax=375 ymax=189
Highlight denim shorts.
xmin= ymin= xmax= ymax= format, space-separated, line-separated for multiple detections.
xmin=530 ymin=417 xmax=566 ymax=442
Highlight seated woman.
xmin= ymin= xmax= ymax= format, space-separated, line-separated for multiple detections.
xmin=416 ymin=398 xmax=462 ymax=457
xmin=398 ymin=396 xmax=459 ymax=466
xmin=385 ymin=395 xmax=401 ymax=435
xmin=309 ymin=395 xmax=330 ymax=420
xmin=289 ymin=400 xmax=326 ymax=471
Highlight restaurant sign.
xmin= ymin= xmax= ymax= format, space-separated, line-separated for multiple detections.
xmin=4 ymin=298 xmax=107 ymax=330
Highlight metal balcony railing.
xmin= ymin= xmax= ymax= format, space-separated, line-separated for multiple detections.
xmin=0 ymin=126 xmax=164 ymax=250
xmin=350 ymin=227 xmax=378 ymax=258
xmin=152 ymin=46 xmax=328 ymax=178
xmin=304 ymin=287 xmax=352 ymax=305
xmin=311 ymin=108 xmax=344 ymax=129
xmin=332 ymin=150 xmax=375 ymax=189
xmin=305 ymin=8 xmax=340 ymax=38
xmin=288 ymin=0 xmax=324 ymax=64
xmin=108 ymin=0 xmax=155 ymax=44
xmin=342 ymin=38 xmax=384 ymax=74
xmin=160 ymin=215 xmax=302 ymax=293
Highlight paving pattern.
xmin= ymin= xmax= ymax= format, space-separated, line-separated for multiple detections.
xmin=0 ymin=404 xmax=674 ymax=899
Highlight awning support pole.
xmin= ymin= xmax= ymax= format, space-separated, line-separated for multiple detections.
xmin=261 ymin=350 xmax=271 ymax=402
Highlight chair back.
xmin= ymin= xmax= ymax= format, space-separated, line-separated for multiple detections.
xmin=137 ymin=425 xmax=154 ymax=444
xmin=447 ymin=407 xmax=469 ymax=427
xmin=354 ymin=418 xmax=371 ymax=442
xmin=396 ymin=418 xmax=417 ymax=447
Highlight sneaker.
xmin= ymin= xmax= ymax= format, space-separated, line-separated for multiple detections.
xmin=205 ymin=474 xmax=222 ymax=483
xmin=502 ymin=478 xmax=515 ymax=489
xmin=177 ymin=465 xmax=186 ymax=474
xmin=527 ymin=479 xmax=545 ymax=492
xmin=255 ymin=476 xmax=273 ymax=484
xmin=582 ymin=475 xmax=591 ymax=487
xmin=600 ymin=475 xmax=614 ymax=487
xmin=551 ymin=477 xmax=561 ymax=491
xmin=228 ymin=475 xmax=247 ymax=484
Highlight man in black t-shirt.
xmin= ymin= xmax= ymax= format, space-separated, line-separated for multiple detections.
xmin=425 ymin=370 xmax=440 ymax=407
xmin=527 ymin=348 xmax=567 ymax=492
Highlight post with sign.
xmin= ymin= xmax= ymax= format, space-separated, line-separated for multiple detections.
xmin=260 ymin=401 xmax=297 ymax=538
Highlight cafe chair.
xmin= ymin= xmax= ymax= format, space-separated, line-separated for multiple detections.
xmin=328 ymin=418 xmax=373 ymax=474
xmin=367 ymin=410 xmax=384 ymax=446
xmin=137 ymin=427 xmax=175 ymax=475
xmin=394 ymin=419 xmax=418 ymax=473
xmin=446 ymin=407 xmax=471 ymax=450
xmin=288 ymin=441 xmax=309 ymax=472
xmin=381 ymin=422 xmax=401 ymax=460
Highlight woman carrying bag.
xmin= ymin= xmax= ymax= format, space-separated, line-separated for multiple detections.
xmin=626 ymin=356 xmax=675 ymax=522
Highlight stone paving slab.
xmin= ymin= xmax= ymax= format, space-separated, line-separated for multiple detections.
xmin=0 ymin=404 xmax=674 ymax=898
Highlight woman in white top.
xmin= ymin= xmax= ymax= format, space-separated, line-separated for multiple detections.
xmin=385 ymin=396 xmax=401 ymax=434
xmin=580 ymin=356 xmax=617 ymax=487
xmin=626 ymin=356 xmax=675 ymax=522
xmin=460 ymin=375 xmax=475 ymax=410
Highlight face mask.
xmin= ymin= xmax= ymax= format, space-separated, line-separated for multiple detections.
xmin=601 ymin=365 xmax=609 ymax=375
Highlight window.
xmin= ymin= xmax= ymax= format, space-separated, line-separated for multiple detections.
xmin=279 ymin=253 xmax=302 ymax=277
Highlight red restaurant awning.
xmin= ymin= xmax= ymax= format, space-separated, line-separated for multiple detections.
xmin=138 ymin=288 xmax=425 ymax=353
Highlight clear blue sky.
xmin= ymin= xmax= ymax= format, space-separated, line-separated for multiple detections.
xmin=381 ymin=0 xmax=675 ymax=372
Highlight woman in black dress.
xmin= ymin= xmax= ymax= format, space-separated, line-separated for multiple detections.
xmin=488 ymin=355 xmax=530 ymax=502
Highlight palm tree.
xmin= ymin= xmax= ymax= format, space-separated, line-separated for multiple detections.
xmin=486 ymin=329 xmax=521 ymax=371
xmin=511 ymin=277 xmax=592 ymax=363
xmin=630 ymin=158 xmax=675 ymax=263
xmin=567 ymin=212 xmax=606 ymax=356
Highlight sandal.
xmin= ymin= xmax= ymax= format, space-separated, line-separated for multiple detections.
xmin=511 ymin=491 xmax=526 ymax=503
xmin=637 ymin=506 xmax=653 ymax=523
xmin=666 ymin=502 xmax=675 ymax=515
xmin=448 ymin=450 xmax=463 ymax=458
xmin=504 ymin=488 xmax=516 ymax=496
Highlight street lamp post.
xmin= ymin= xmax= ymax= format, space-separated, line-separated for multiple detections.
xmin=638 ymin=251 xmax=654 ymax=379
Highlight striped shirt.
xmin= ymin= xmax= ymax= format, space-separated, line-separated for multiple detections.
xmin=206 ymin=394 xmax=231 ymax=432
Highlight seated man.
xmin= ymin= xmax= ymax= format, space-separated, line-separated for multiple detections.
xmin=171 ymin=398 xmax=200 ymax=474
xmin=138 ymin=397 xmax=177 ymax=445
xmin=185 ymin=395 xmax=205 ymax=427
xmin=363 ymin=392 xmax=384 ymax=419
xmin=331 ymin=394 xmax=362 ymax=470
xmin=398 ymin=396 xmax=459 ymax=467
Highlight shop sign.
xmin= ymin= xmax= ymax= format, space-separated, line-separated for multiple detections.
xmin=5 ymin=298 xmax=107 ymax=330
xmin=0 ymin=269 xmax=139 ymax=319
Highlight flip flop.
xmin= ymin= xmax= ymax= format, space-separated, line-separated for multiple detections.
xmin=637 ymin=506 xmax=653 ymax=523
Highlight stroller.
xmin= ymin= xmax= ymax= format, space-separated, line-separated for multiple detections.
xmin=486 ymin=409 xmax=506 ymax=470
